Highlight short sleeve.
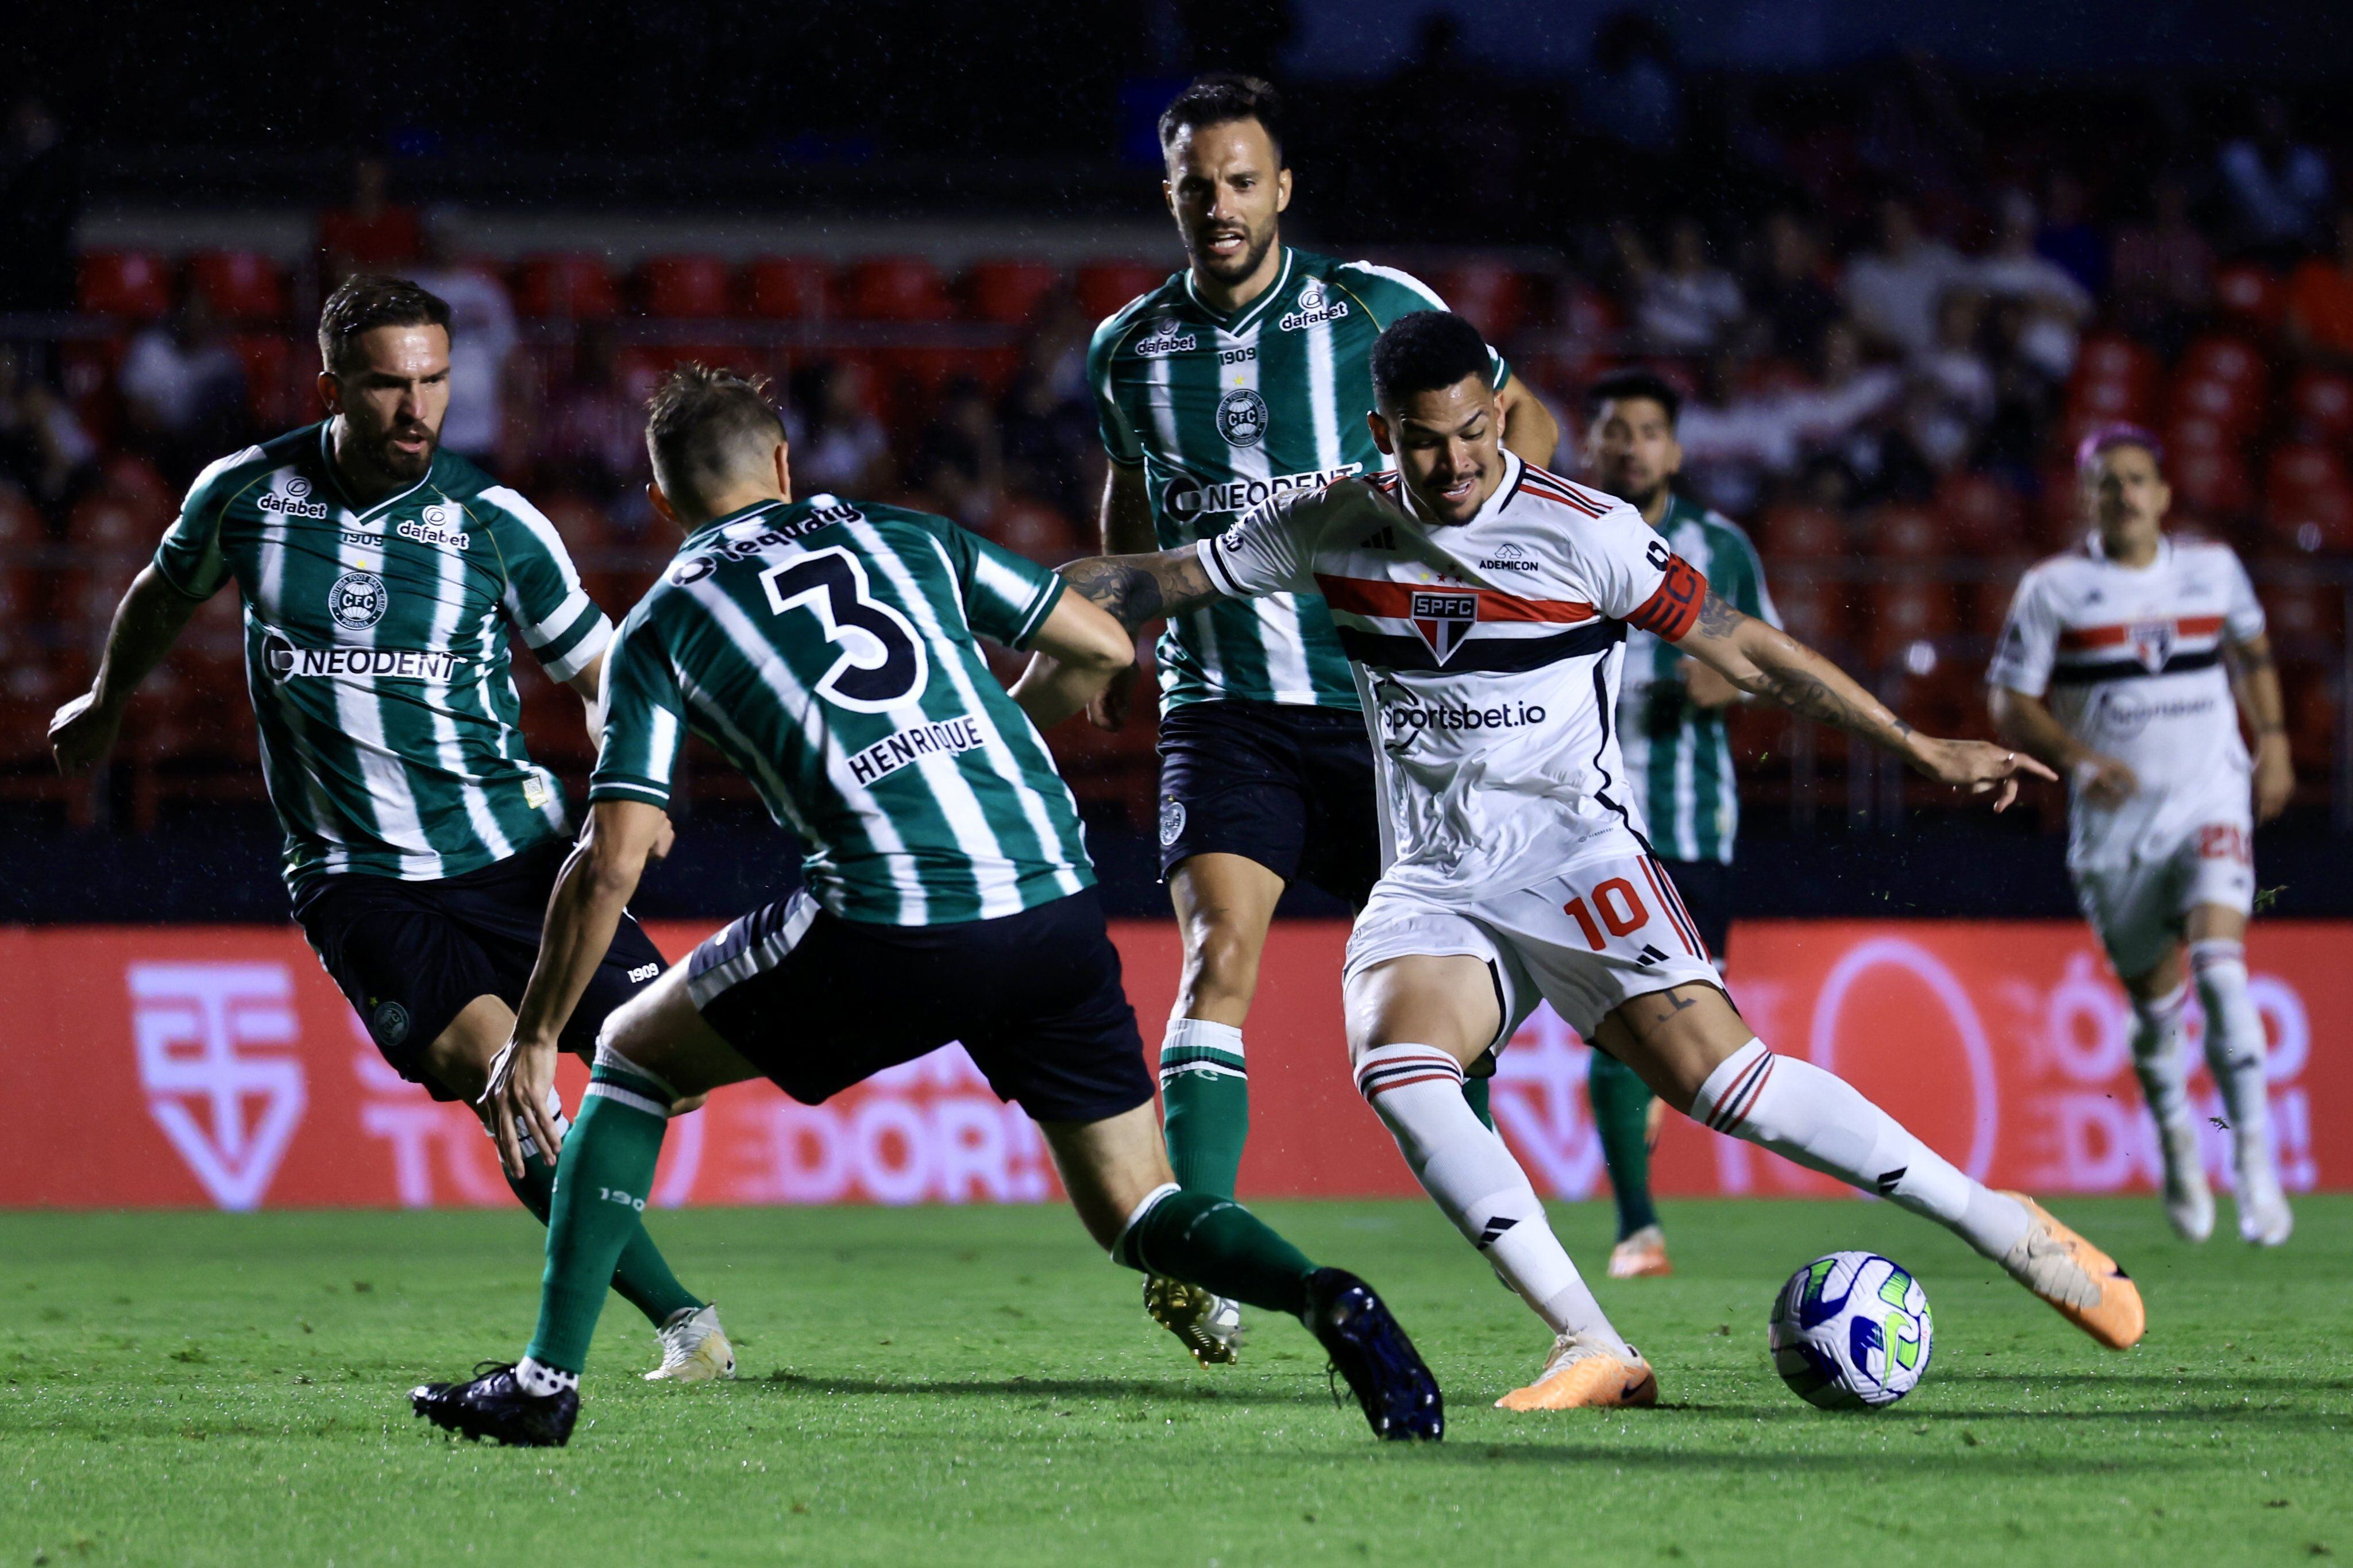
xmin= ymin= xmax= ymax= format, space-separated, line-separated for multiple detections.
xmin=1086 ymin=312 xmax=1147 ymax=468
xmin=1334 ymin=261 xmax=1510 ymax=389
xmin=931 ymin=516 xmax=1066 ymax=648
xmin=1988 ymin=569 xmax=2059 ymax=697
xmin=587 ymin=608 xmax=687 ymax=810
xmin=152 ymin=449 xmax=259 ymax=599
xmin=2221 ymin=549 xmax=2267 ymax=644
xmin=1197 ymin=488 xmax=1322 ymax=600
xmin=1581 ymin=501 xmax=1704 ymax=638
xmin=480 ymin=484 xmax=612 ymax=682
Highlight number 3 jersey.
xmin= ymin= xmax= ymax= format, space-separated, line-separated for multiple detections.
xmin=1198 ymin=451 xmax=1706 ymax=903
xmin=1988 ymin=533 xmax=2266 ymax=868
xmin=592 ymin=496 xmax=1094 ymax=926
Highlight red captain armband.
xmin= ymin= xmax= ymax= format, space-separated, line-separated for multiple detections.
xmin=1623 ymin=554 xmax=1707 ymax=640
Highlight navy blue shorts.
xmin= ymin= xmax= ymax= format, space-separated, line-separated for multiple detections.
xmin=1155 ymin=698 xmax=1382 ymax=909
xmin=684 ymin=886 xmax=1154 ymax=1125
xmin=295 ymin=841 xmax=668 ymax=1102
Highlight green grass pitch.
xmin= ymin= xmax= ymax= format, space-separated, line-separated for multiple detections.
xmin=4 ymin=1196 xmax=2348 ymax=1565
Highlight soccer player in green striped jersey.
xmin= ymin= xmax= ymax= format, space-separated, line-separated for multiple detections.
xmin=414 ymin=366 xmax=1444 ymax=1447
xmin=50 ymin=277 xmax=726 ymax=1381
xmin=1086 ymin=74 xmax=1559 ymax=1364
xmin=1585 ymin=369 xmax=1779 ymax=1281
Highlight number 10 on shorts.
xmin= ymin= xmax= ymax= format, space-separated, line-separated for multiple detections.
xmin=1561 ymin=862 xmax=1709 ymax=961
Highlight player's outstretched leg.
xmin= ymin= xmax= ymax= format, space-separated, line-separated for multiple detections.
xmin=1051 ymin=1107 xmax=1444 ymax=1441
xmin=1588 ymin=1050 xmax=1672 ymax=1277
xmin=1352 ymin=1042 xmax=1656 ymax=1411
xmin=2189 ymin=938 xmax=2292 ymax=1246
xmin=2124 ymin=978 xmax=2213 ymax=1241
xmin=1681 ymin=1033 xmax=2145 ymax=1349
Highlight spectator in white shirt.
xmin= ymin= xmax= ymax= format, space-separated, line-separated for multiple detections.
xmin=1975 ymin=190 xmax=2092 ymax=381
xmin=1624 ymin=217 xmax=1745 ymax=354
xmin=410 ymin=217 xmax=519 ymax=464
xmin=1843 ymin=198 xmax=1968 ymax=357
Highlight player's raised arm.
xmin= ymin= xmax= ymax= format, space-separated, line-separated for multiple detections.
xmin=49 ymin=563 xmax=207 ymax=775
xmin=1675 ymin=587 xmax=2055 ymax=810
xmin=1494 ymin=370 xmax=1561 ymax=469
xmin=1058 ymin=544 xmax=1229 ymax=636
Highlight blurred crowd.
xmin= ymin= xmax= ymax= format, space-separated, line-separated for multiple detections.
xmin=5 ymin=79 xmax=2353 ymax=829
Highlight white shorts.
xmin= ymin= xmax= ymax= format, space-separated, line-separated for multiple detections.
xmin=1343 ymin=843 xmax=1725 ymax=1042
xmin=2072 ymin=816 xmax=2255 ymax=979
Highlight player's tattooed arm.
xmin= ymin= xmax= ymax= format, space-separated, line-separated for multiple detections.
xmin=1058 ymin=548 xmax=1222 ymax=636
xmin=1677 ymin=590 xmax=2055 ymax=809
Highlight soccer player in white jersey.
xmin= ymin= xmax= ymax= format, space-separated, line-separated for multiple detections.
xmin=1040 ymin=311 xmax=2146 ymax=1408
xmin=1990 ymin=426 xmax=2296 ymax=1245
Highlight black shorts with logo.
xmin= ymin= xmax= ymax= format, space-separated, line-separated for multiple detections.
xmin=295 ymin=840 xmax=669 ymax=1102
xmin=684 ymin=885 xmax=1155 ymax=1125
xmin=1155 ymin=697 xmax=1382 ymax=910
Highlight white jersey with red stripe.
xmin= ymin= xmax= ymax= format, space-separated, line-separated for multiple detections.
xmin=1198 ymin=450 xmax=1706 ymax=904
xmin=1988 ymin=532 xmax=2265 ymax=868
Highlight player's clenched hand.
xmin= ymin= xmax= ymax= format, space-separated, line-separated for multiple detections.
xmin=1911 ymin=737 xmax=2056 ymax=813
xmin=1086 ymin=664 xmax=1137 ymax=732
xmin=483 ymin=1036 xmax=565 ymax=1180
xmin=2070 ymin=753 xmax=2139 ymax=809
xmin=48 ymin=690 xmax=124 ymax=776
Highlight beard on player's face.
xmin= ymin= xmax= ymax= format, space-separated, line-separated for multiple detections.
xmin=1187 ymin=211 xmax=1276 ymax=284
xmin=350 ymin=399 xmax=441 ymax=482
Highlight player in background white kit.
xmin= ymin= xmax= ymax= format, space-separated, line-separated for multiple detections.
xmin=1990 ymin=425 xmax=2296 ymax=1246
xmin=1042 ymin=312 xmax=2148 ymax=1409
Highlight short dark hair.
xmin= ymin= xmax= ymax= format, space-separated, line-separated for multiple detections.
xmin=1584 ymin=368 xmax=1682 ymax=430
xmin=1158 ymin=72 xmax=1284 ymax=167
xmin=317 ymin=275 xmax=452 ymax=374
xmin=645 ymin=363 xmax=788 ymax=515
xmin=1369 ymin=311 xmax=1492 ymax=410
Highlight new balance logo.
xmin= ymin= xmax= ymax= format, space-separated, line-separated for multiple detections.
xmin=1876 ymin=1167 xmax=1907 ymax=1196
xmin=1634 ymin=943 xmax=1671 ymax=968
xmin=1476 ymin=1215 xmax=1521 ymax=1250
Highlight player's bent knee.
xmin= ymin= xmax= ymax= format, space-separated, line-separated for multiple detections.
xmin=595 ymin=965 xmax=750 ymax=1103
xmin=1178 ymin=921 xmax=1264 ymax=1010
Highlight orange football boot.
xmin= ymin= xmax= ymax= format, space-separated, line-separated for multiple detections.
xmin=1998 ymin=1192 xmax=2146 ymax=1349
xmin=1496 ymin=1336 xmax=1660 ymax=1411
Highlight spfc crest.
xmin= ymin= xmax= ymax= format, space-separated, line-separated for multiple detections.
xmin=1408 ymin=588 xmax=1479 ymax=663
xmin=2126 ymin=619 xmax=2175 ymax=672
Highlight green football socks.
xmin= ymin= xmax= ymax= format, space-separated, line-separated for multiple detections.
xmin=1461 ymin=1072 xmax=1494 ymax=1131
xmin=1159 ymin=1019 xmax=1249 ymax=1198
xmin=502 ymin=1114 xmax=701 ymax=1329
xmin=1116 ymin=1187 xmax=1316 ymax=1319
xmin=1588 ymin=1049 xmax=1661 ymax=1241
xmin=526 ymin=1060 xmax=678 ymax=1375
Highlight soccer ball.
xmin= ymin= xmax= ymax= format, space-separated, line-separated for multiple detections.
xmin=1768 ymin=1251 xmax=1933 ymax=1409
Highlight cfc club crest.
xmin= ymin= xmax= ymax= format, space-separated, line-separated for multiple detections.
xmin=1217 ymin=388 xmax=1268 ymax=448
xmin=1159 ymin=797 xmax=1187 ymax=848
xmin=1408 ymin=588 xmax=1479 ymax=664
xmin=2126 ymin=619 xmax=2176 ymax=673
xmin=329 ymin=569 xmax=389 ymax=629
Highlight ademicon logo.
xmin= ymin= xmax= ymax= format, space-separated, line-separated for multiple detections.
xmin=129 ymin=963 xmax=307 ymax=1210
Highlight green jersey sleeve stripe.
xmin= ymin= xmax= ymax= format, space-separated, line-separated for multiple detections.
xmin=534 ymin=601 xmax=612 ymax=682
xmin=587 ymin=778 xmax=673 ymax=807
xmin=1009 ymin=573 xmax=1064 ymax=649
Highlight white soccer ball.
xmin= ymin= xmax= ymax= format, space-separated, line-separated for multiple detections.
xmin=1768 ymin=1250 xmax=1933 ymax=1409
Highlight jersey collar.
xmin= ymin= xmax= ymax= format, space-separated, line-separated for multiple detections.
xmin=1184 ymin=246 xmax=1295 ymax=338
xmin=1397 ymin=449 xmax=1524 ymax=529
xmin=682 ymin=497 xmax=790 ymax=544
xmin=315 ymin=420 xmax=437 ymax=521
xmin=2086 ymin=530 xmax=2171 ymax=570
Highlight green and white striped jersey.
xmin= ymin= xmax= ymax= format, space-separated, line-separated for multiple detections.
xmin=153 ymin=422 xmax=610 ymax=898
xmin=592 ymin=496 xmax=1093 ymax=926
xmin=1614 ymin=493 xmax=1778 ymax=864
xmin=1087 ymin=247 xmax=1510 ymax=715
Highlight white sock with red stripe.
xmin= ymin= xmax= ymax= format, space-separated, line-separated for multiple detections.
xmin=2188 ymin=940 xmax=2275 ymax=1163
xmin=1355 ymin=1043 xmax=1631 ymax=1356
xmin=1691 ymin=1038 xmax=2031 ymax=1261
xmin=2129 ymin=980 xmax=2196 ymax=1131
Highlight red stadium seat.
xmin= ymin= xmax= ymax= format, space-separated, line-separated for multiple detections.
xmin=2168 ymin=447 xmax=2254 ymax=520
xmin=516 ymin=255 xmax=622 ymax=320
xmin=2073 ymin=333 xmax=2159 ymax=396
xmin=2266 ymin=442 xmax=2348 ymax=504
xmin=97 ymin=454 xmax=172 ymax=516
xmin=0 ymin=485 xmax=45 ymax=663
xmin=65 ymin=490 xmax=164 ymax=558
xmin=2213 ymin=264 xmax=2283 ymax=334
xmin=985 ymin=496 xmax=1083 ymax=565
xmin=963 ymin=261 xmax=1063 ymax=326
xmin=2180 ymin=335 xmax=2267 ymax=392
xmin=1764 ymin=568 xmax=1851 ymax=652
xmin=1757 ymin=503 xmax=1845 ymax=559
xmin=2257 ymin=573 xmax=2345 ymax=653
xmin=228 ymin=333 xmax=303 ymax=427
xmin=638 ymin=256 xmax=734 ymax=319
xmin=2261 ymin=482 xmax=2353 ymax=555
xmin=1935 ymin=472 xmax=2024 ymax=552
xmin=2286 ymin=369 xmax=2353 ymax=445
xmin=2066 ymin=374 xmax=2150 ymax=426
xmin=1969 ymin=560 xmax=2032 ymax=637
xmin=1075 ymin=262 xmax=1166 ymax=323
xmin=76 ymin=251 xmax=174 ymax=320
xmin=1432 ymin=262 xmax=1536 ymax=341
xmin=1863 ymin=578 xmax=1958 ymax=668
xmin=841 ymin=257 xmax=954 ymax=323
xmin=2282 ymin=661 xmax=2338 ymax=777
xmin=742 ymin=257 xmax=832 ymax=320
xmin=1864 ymin=504 xmax=1947 ymax=559
xmin=186 ymin=250 xmax=286 ymax=322
xmin=2169 ymin=372 xmax=2265 ymax=435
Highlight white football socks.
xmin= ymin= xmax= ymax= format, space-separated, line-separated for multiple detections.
xmin=1691 ymin=1038 xmax=2030 ymax=1261
xmin=514 ymin=1355 xmax=578 ymax=1396
xmin=2128 ymin=980 xmax=2195 ymax=1132
xmin=2189 ymin=940 xmax=2277 ymax=1176
xmin=1355 ymin=1043 xmax=1632 ymax=1357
